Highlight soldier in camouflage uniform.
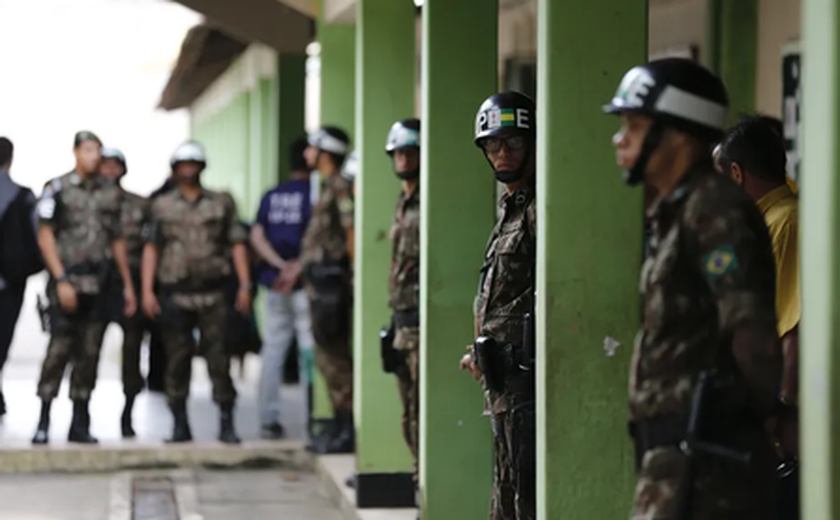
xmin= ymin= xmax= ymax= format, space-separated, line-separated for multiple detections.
xmin=604 ymin=58 xmax=787 ymax=519
xmin=98 ymin=147 xmax=150 ymax=438
xmin=459 ymin=92 xmax=537 ymax=520
xmin=141 ymin=141 xmax=251 ymax=444
xmin=383 ymin=118 xmax=422 ymax=481
xmin=33 ymin=131 xmax=137 ymax=445
xmin=300 ymin=126 xmax=355 ymax=454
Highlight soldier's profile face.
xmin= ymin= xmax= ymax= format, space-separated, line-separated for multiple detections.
xmin=99 ymin=158 xmax=124 ymax=179
xmin=304 ymin=145 xmax=318 ymax=169
xmin=613 ymin=112 xmax=652 ymax=171
xmin=394 ymin=147 xmax=419 ymax=173
xmin=75 ymin=140 xmax=102 ymax=174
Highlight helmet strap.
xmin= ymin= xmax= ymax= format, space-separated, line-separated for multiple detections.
xmin=625 ymin=122 xmax=663 ymax=186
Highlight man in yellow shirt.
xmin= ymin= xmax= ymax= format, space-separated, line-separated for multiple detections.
xmin=716 ymin=116 xmax=799 ymax=405
xmin=716 ymin=116 xmax=800 ymax=519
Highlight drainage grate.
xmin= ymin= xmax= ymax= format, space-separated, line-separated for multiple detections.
xmin=132 ymin=477 xmax=179 ymax=520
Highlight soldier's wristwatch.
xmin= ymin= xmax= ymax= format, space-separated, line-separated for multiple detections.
xmin=56 ymin=274 xmax=69 ymax=283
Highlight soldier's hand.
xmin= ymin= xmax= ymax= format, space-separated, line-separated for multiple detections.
xmin=56 ymin=281 xmax=78 ymax=313
xmin=143 ymin=292 xmax=161 ymax=318
xmin=123 ymin=287 xmax=137 ymax=317
xmin=235 ymin=287 xmax=252 ymax=315
xmin=459 ymin=346 xmax=482 ymax=381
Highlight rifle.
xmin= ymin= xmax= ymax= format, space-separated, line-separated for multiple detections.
xmin=673 ymin=370 xmax=752 ymax=519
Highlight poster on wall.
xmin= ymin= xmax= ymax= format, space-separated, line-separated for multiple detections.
xmin=782 ymin=42 xmax=801 ymax=183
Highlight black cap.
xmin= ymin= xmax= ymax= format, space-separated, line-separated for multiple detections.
xmin=74 ymin=131 xmax=102 ymax=148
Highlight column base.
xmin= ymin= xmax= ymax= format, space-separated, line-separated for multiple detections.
xmin=356 ymin=472 xmax=415 ymax=508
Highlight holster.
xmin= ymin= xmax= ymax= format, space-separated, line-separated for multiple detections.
xmin=380 ymin=320 xmax=404 ymax=374
xmin=305 ymin=260 xmax=352 ymax=346
xmin=36 ymin=294 xmax=51 ymax=333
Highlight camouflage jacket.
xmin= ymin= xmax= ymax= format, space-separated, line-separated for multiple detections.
xmin=631 ymin=167 xmax=779 ymax=422
xmin=147 ymin=187 xmax=247 ymax=291
xmin=389 ymin=188 xmax=420 ymax=313
xmin=301 ymin=173 xmax=354 ymax=269
xmin=120 ymin=189 xmax=150 ymax=272
xmin=37 ymin=171 xmax=122 ymax=294
xmin=474 ymin=182 xmax=536 ymax=414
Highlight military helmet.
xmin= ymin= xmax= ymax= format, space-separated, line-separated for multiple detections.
xmin=385 ymin=118 xmax=420 ymax=155
xmin=308 ymin=126 xmax=350 ymax=156
xmin=474 ymin=91 xmax=536 ymax=146
xmin=342 ymin=151 xmax=359 ymax=183
xmin=101 ymin=147 xmax=127 ymax=174
xmin=170 ymin=141 xmax=207 ymax=169
xmin=603 ymin=58 xmax=729 ymax=142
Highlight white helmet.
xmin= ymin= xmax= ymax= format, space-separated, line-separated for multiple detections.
xmin=342 ymin=151 xmax=359 ymax=183
xmin=170 ymin=141 xmax=207 ymax=169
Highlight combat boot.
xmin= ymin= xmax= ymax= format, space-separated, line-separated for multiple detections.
xmin=166 ymin=399 xmax=193 ymax=443
xmin=31 ymin=399 xmax=51 ymax=445
xmin=121 ymin=395 xmax=136 ymax=438
xmin=218 ymin=402 xmax=241 ymax=444
xmin=322 ymin=409 xmax=355 ymax=454
xmin=67 ymin=400 xmax=98 ymax=444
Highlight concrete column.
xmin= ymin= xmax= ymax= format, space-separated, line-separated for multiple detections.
xmin=311 ymin=18 xmax=357 ymax=431
xmin=801 ymin=1 xmax=840 ymax=518
xmin=536 ymin=0 xmax=646 ymax=517
xmin=352 ymin=0 xmax=416 ymax=508
xmin=420 ymin=1 xmax=497 ymax=519
xmin=277 ymin=54 xmax=306 ymax=182
xmin=715 ymin=0 xmax=758 ymax=121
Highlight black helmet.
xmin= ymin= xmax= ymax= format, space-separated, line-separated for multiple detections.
xmin=474 ymin=91 xmax=535 ymax=146
xmin=308 ymin=126 xmax=350 ymax=156
xmin=385 ymin=118 xmax=420 ymax=155
xmin=604 ymin=58 xmax=728 ymax=185
xmin=101 ymin=147 xmax=127 ymax=174
xmin=603 ymin=58 xmax=729 ymax=143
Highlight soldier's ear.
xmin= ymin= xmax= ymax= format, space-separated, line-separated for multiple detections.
xmin=730 ymin=162 xmax=744 ymax=186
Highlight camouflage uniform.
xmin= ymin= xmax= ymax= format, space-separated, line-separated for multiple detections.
xmin=474 ymin=182 xmax=536 ymax=520
xmin=389 ymin=188 xmax=420 ymax=480
xmin=147 ymin=188 xmax=246 ymax=405
xmin=301 ymin=173 xmax=354 ymax=411
xmin=631 ymin=167 xmax=781 ymax=520
xmin=36 ymin=171 xmax=122 ymax=401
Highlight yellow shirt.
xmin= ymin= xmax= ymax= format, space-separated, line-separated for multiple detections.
xmin=786 ymin=177 xmax=798 ymax=194
xmin=757 ymin=185 xmax=800 ymax=337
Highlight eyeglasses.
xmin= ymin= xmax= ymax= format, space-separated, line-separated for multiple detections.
xmin=480 ymin=135 xmax=527 ymax=153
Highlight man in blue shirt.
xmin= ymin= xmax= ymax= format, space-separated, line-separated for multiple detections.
xmin=250 ymin=136 xmax=315 ymax=439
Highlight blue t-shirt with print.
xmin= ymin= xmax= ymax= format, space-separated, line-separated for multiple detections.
xmin=254 ymin=179 xmax=311 ymax=287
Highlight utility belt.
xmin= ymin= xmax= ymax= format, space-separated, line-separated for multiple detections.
xmin=380 ymin=310 xmax=419 ymax=376
xmin=471 ymin=335 xmax=534 ymax=395
xmin=159 ymin=277 xmax=228 ymax=295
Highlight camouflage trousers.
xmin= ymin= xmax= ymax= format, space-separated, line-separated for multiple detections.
xmin=314 ymin=337 xmax=353 ymax=412
xmin=37 ymin=287 xmax=108 ymax=402
xmin=158 ymin=291 xmax=236 ymax=405
xmin=490 ymin=402 xmax=536 ymax=520
xmin=632 ymin=431 xmax=778 ymax=520
xmin=394 ymin=326 xmax=420 ymax=482
xmin=105 ymin=270 xmax=147 ymax=397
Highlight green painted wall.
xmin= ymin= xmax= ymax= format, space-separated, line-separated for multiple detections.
xmin=354 ymin=0 xmax=416 ymax=476
xmin=714 ymin=0 xmax=758 ymax=121
xmin=278 ymin=54 xmax=307 ymax=182
xmin=536 ymin=0 xmax=645 ymax=517
xmin=319 ymin=22 xmax=356 ymax=138
xmin=420 ymin=0 xmax=497 ymax=518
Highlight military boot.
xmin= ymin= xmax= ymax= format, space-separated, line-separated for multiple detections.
xmin=322 ymin=409 xmax=355 ymax=454
xmin=121 ymin=395 xmax=136 ymax=438
xmin=31 ymin=399 xmax=51 ymax=445
xmin=218 ymin=403 xmax=241 ymax=444
xmin=305 ymin=420 xmax=335 ymax=453
xmin=166 ymin=399 xmax=193 ymax=443
xmin=67 ymin=400 xmax=98 ymax=444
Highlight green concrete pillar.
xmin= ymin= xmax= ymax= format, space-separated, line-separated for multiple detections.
xmin=353 ymin=0 xmax=416 ymax=507
xmin=277 ymin=54 xmax=306 ymax=182
xmin=311 ymin=18 xmax=357 ymax=430
xmin=714 ymin=0 xmax=758 ymax=121
xmin=261 ymin=76 xmax=279 ymax=186
xmin=801 ymin=1 xmax=840 ymax=518
xmin=420 ymin=1 xmax=497 ymax=519
xmin=319 ymin=21 xmax=356 ymax=136
xmin=536 ymin=0 xmax=645 ymax=518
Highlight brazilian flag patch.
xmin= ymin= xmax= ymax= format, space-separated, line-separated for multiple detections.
xmin=702 ymin=246 xmax=739 ymax=284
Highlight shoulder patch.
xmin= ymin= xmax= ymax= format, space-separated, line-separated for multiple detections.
xmin=702 ymin=246 xmax=739 ymax=283
xmin=338 ymin=197 xmax=354 ymax=214
xmin=37 ymin=198 xmax=56 ymax=219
